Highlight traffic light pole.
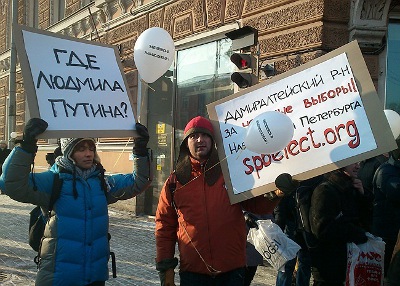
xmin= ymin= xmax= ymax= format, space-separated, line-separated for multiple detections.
xmin=8 ymin=0 xmax=18 ymax=147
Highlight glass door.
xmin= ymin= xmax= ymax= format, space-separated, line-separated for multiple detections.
xmin=145 ymin=37 xmax=234 ymax=214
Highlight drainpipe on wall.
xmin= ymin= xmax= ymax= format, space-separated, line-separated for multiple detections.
xmin=8 ymin=0 xmax=17 ymax=147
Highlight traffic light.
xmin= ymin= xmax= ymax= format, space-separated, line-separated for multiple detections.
xmin=230 ymin=53 xmax=258 ymax=88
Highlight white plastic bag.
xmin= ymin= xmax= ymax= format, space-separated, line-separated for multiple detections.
xmin=346 ymin=232 xmax=385 ymax=286
xmin=247 ymin=219 xmax=301 ymax=271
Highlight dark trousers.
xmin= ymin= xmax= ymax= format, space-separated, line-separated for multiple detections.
xmin=384 ymin=239 xmax=396 ymax=277
xmin=313 ymin=282 xmax=343 ymax=286
xmin=276 ymin=248 xmax=312 ymax=286
xmin=179 ymin=267 xmax=245 ymax=286
xmin=244 ymin=266 xmax=257 ymax=286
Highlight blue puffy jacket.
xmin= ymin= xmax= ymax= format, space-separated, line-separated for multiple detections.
xmin=1 ymin=147 xmax=151 ymax=286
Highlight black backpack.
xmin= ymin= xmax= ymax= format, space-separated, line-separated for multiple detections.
xmin=294 ymin=175 xmax=324 ymax=249
xmin=29 ymin=173 xmax=63 ymax=253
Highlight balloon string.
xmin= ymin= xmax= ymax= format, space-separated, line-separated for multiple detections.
xmin=110 ymin=137 xmax=132 ymax=172
xmin=203 ymin=149 xmax=256 ymax=197
xmin=179 ymin=219 xmax=222 ymax=275
xmin=141 ymin=79 xmax=155 ymax=91
xmin=173 ymin=148 xmax=244 ymax=193
xmin=174 ymin=148 xmax=273 ymax=199
xmin=169 ymin=148 xmax=258 ymax=273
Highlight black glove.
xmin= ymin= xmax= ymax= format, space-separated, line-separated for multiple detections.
xmin=156 ymin=258 xmax=178 ymax=286
xmin=132 ymin=122 xmax=149 ymax=156
xmin=244 ymin=212 xmax=259 ymax=229
xmin=21 ymin=118 xmax=48 ymax=153
xmin=275 ymin=173 xmax=299 ymax=195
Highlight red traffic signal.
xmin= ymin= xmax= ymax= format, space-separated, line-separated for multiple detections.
xmin=230 ymin=53 xmax=253 ymax=70
xmin=230 ymin=53 xmax=258 ymax=88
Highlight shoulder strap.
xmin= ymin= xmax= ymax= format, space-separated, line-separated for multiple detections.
xmin=48 ymin=173 xmax=63 ymax=214
xmin=168 ymin=172 xmax=177 ymax=211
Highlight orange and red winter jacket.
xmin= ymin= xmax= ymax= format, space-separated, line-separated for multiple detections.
xmin=155 ymin=158 xmax=279 ymax=275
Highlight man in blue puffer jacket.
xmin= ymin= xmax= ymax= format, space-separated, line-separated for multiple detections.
xmin=1 ymin=118 xmax=152 ymax=286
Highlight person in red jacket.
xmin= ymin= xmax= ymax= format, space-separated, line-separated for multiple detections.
xmin=155 ymin=116 xmax=294 ymax=286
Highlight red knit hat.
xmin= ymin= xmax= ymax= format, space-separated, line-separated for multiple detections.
xmin=183 ymin=116 xmax=214 ymax=141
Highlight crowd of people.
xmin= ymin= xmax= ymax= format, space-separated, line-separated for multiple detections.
xmin=0 ymin=115 xmax=399 ymax=286
xmin=155 ymin=116 xmax=400 ymax=286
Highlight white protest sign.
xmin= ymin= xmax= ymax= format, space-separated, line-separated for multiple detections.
xmin=14 ymin=25 xmax=137 ymax=138
xmin=207 ymin=41 xmax=396 ymax=204
xmin=216 ymin=53 xmax=375 ymax=195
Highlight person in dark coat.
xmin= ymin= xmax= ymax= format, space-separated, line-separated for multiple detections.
xmin=372 ymin=143 xmax=400 ymax=278
xmin=244 ymin=173 xmax=299 ymax=286
xmin=46 ymin=146 xmax=63 ymax=167
xmin=309 ymin=163 xmax=373 ymax=286
xmin=274 ymin=193 xmax=312 ymax=286
xmin=386 ymin=229 xmax=400 ymax=286
xmin=358 ymin=154 xmax=388 ymax=194
xmin=0 ymin=140 xmax=11 ymax=192
xmin=274 ymin=175 xmax=323 ymax=286
xmin=0 ymin=140 xmax=11 ymax=172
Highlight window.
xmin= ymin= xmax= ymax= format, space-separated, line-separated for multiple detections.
xmin=385 ymin=21 xmax=400 ymax=113
xmin=53 ymin=0 xmax=66 ymax=23
xmin=175 ymin=38 xmax=234 ymax=132
xmin=81 ymin=0 xmax=92 ymax=7
xmin=174 ymin=39 xmax=234 ymax=160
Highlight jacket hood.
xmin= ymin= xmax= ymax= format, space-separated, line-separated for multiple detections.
xmin=176 ymin=116 xmax=221 ymax=186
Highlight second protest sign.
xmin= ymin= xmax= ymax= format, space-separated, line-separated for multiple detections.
xmin=207 ymin=41 xmax=396 ymax=204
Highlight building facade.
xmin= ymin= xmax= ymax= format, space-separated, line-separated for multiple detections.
xmin=0 ymin=0 xmax=399 ymax=215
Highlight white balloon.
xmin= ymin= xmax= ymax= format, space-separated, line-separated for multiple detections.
xmin=10 ymin=131 xmax=18 ymax=139
xmin=384 ymin=109 xmax=400 ymax=139
xmin=134 ymin=27 xmax=175 ymax=83
xmin=244 ymin=111 xmax=295 ymax=154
